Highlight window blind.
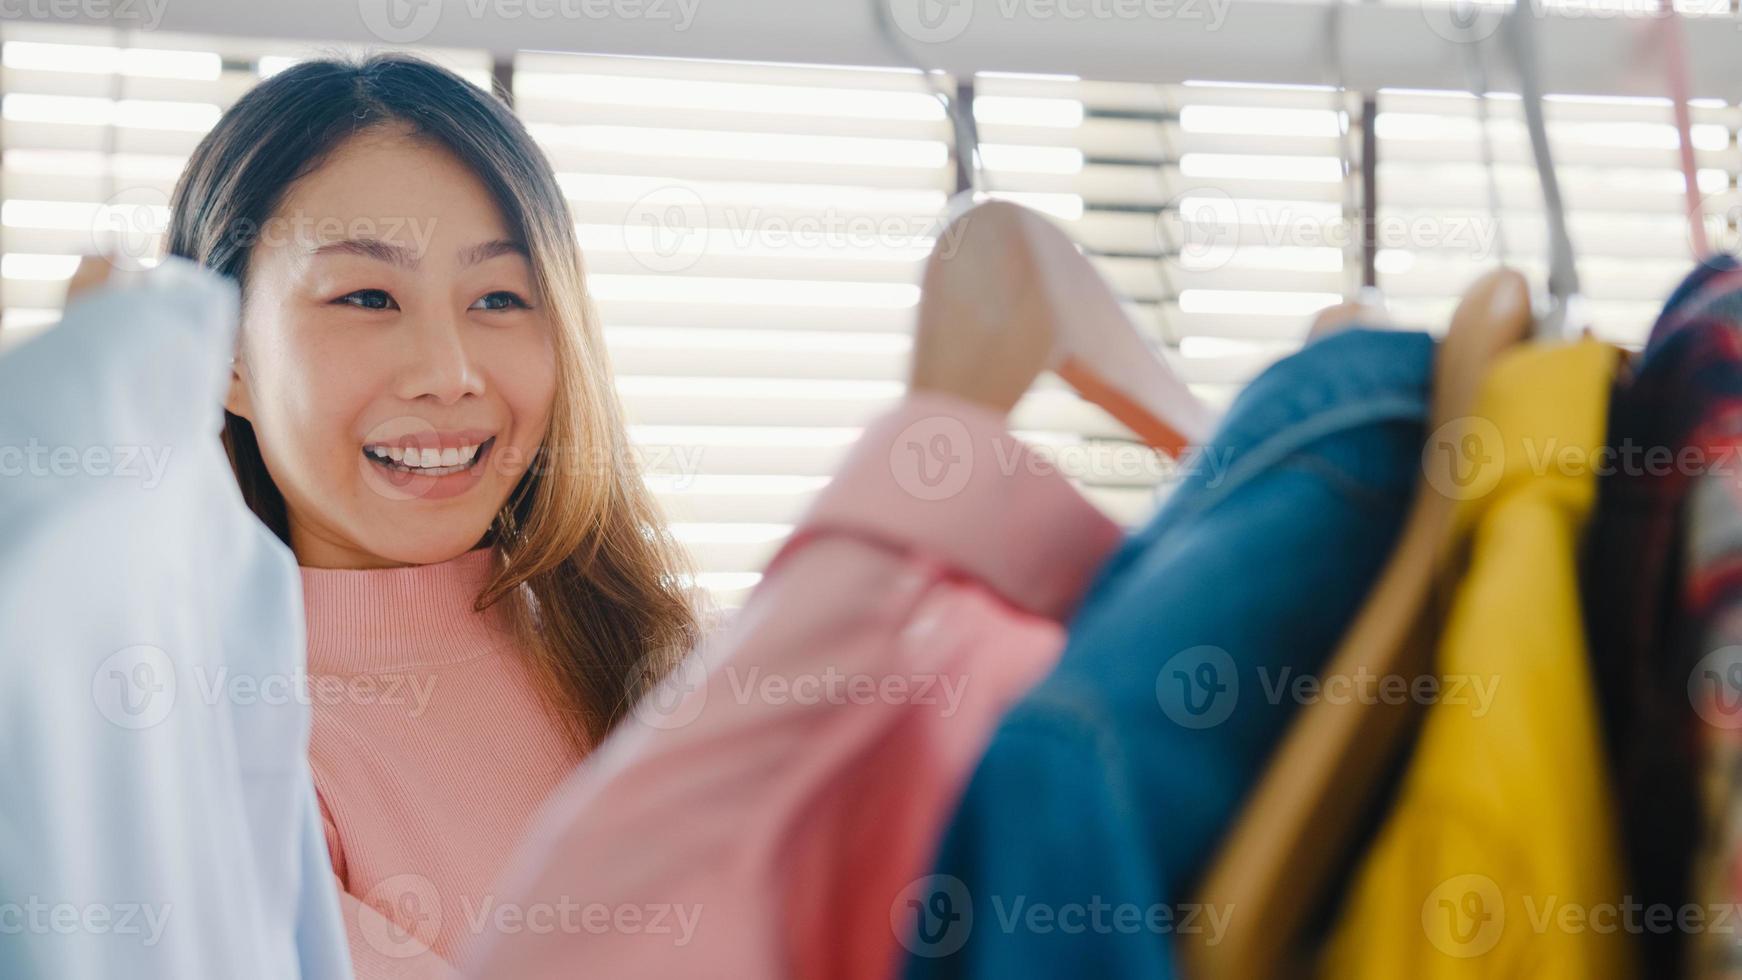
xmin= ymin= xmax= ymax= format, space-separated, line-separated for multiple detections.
xmin=515 ymin=52 xmax=1205 ymax=605
xmin=0 ymin=22 xmax=491 ymax=338
xmin=1373 ymin=86 xmax=1739 ymax=345
xmin=2 ymin=23 xmax=1732 ymax=608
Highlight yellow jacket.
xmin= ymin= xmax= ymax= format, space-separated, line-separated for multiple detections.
xmin=1320 ymin=338 xmax=1635 ymax=978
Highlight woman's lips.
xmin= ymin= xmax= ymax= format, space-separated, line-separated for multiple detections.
xmin=360 ymin=435 xmax=497 ymax=501
xmin=363 ymin=434 xmax=495 ymax=476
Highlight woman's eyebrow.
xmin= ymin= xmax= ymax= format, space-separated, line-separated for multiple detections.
xmin=305 ymin=237 xmax=526 ymax=268
xmin=309 ymin=237 xmax=417 ymax=266
xmin=459 ymin=238 xmax=528 ymax=267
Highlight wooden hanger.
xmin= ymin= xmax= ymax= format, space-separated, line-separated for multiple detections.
xmin=1186 ymin=12 xmax=1594 ymax=969
xmin=878 ymin=0 xmax=1212 ymax=452
xmin=1306 ymin=292 xmax=1385 ymax=343
xmin=910 ymin=197 xmax=1215 ymax=455
xmin=1179 ymin=266 xmax=1534 ymax=978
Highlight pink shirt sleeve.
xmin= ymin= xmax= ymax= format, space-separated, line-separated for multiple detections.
xmin=466 ymin=391 xmax=1122 ymax=980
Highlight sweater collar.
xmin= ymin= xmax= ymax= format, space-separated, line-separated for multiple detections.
xmin=300 ymin=546 xmax=518 ymax=673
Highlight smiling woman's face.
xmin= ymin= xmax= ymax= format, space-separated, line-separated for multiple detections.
xmin=226 ymin=125 xmax=558 ymax=569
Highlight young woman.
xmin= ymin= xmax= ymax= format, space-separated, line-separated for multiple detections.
xmin=164 ymin=54 xmax=701 ymax=975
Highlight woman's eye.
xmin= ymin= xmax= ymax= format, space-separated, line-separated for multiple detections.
xmin=470 ymin=291 xmax=531 ymax=312
xmin=335 ymin=289 xmax=397 ymax=311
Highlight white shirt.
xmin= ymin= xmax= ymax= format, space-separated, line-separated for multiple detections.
xmin=0 ymin=259 xmax=352 ymax=979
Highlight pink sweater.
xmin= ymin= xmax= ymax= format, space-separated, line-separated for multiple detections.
xmin=301 ymin=548 xmax=582 ymax=979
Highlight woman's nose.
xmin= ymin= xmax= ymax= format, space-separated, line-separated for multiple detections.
xmin=396 ymin=313 xmax=486 ymax=406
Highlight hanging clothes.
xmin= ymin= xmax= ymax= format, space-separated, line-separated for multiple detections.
xmin=1320 ymin=338 xmax=1633 ymax=978
xmin=466 ymin=390 xmax=1122 ymax=980
xmin=1655 ymin=255 xmax=1742 ymax=335
xmin=1582 ymin=255 xmax=1742 ymax=976
xmin=903 ymin=327 xmax=1433 ymax=979
xmin=0 ymin=260 xmax=350 ymax=979
xmin=1685 ymin=465 xmax=1742 ymax=979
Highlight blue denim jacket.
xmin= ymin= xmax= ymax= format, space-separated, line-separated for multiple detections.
xmin=899 ymin=328 xmax=1435 ymax=978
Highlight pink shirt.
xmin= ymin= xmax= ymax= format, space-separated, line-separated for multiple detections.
xmin=469 ymin=392 xmax=1122 ymax=979
xmin=302 ymin=548 xmax=582 ymax=979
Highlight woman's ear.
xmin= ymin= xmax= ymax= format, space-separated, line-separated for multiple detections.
xmin=224 ymin=348 xmax=254 ymax=421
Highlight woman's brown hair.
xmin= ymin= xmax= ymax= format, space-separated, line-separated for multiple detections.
xmin=166 ymin=52 xmax=699 ymax=750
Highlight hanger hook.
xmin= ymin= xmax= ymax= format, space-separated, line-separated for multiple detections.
xmin=1460 ymin=13 xmax=1508 ymax=264
xmin=870 ymin=0 xmax=985 ymax=198
xmin=1501 ymin=2 xmax=1584 ymax=339
xmin=1325 ymin=5 xmax=1356 ymax=244
xmin=1324 ymin=2 xmax=1383 ymax=307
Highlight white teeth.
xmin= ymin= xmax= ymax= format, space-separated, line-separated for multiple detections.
xmin=365 ymin=440 xmax=485 ymax=471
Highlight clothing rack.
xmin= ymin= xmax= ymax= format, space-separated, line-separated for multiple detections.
xmin=25 ymin=0 xmax=1742 ymax=101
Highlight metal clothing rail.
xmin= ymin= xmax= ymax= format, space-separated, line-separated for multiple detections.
xmin=12 ymin=0 xmax=1742 ymax=100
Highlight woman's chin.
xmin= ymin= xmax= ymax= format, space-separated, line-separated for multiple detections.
xmin=353 ymin=524 xmax=497 ymax=568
